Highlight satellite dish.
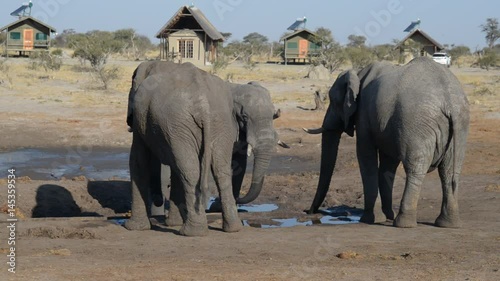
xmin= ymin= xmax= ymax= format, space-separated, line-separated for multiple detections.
xmin=287 ymin=16 xmax=307 ymax=31
xmin=404 ymin=18 xmax=421 ymax=32
xmin=10 ymin=1 xmax=33 ymax=18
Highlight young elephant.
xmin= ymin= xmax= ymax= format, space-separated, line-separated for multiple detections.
xmin=305 ymin=57 xmax=469 ymax=228
xmin=126 ymin=62 xmax=282 ymax=235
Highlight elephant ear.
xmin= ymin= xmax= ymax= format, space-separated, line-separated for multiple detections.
xmin=342 ymin=70 xmax=360 ymax=137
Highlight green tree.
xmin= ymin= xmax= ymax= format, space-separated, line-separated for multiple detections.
xmin=68 ymin=32 xmax=120 ymax=89
xmin=220 ymin=32 xmax=232 ymax=41
xmin=347 ymin=34 xmax=367 ymax=48
xmin=243 ymin=32 xmax=268 ymax=46
xmin=480 ymin=18 xmax=500 ymax=49
xmin=346 ymin=47 xmax=374 ymax=71
xmin=371 ymin=44 xmax=398 ymax=61
xmin=114 ymin=28 xmax=153 ymax=60
xmin=310 ymin=27 xmax=346 ymax=72
xmin=314 ymin=27 xmax=334 ymax=49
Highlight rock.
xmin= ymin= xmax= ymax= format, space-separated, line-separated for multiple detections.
xmin=336 ymin=251 xmax=361 ymax=259
xmin=307 ymin=65 xmax=331 ymax=80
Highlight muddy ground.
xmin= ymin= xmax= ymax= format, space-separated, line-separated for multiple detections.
xmin=0 ymin=59 xmax=499 ymax=280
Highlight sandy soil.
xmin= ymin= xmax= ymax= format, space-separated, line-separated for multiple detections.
xmin=0 ymin=59 xmax=499 ymax=281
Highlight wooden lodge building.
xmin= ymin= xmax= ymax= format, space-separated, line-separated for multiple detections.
xmin=281 ymin=29 xmax=321 ymax=64
xmin=395 ymin=29 xmax=445 ymax=63
xmin=1 ymin=16 xmax=56 ymax=56
xmin=156 ymin=5 xmax=224 ymax=66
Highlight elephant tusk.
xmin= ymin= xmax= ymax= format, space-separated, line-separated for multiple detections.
xmin=303 ymin=127 xmax=324 ymax=134
xmin=247 ymin=145 xmax=253 ymax=157
xmin=277 ymin=140 xmax=290 ymax=148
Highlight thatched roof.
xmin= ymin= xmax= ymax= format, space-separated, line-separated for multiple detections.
xmin=156 ymin=6 xmax=224 ymax=41
xmin=395 ymin=28 xmax=444 ymax=50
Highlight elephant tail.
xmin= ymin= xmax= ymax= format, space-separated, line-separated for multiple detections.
xmin=200 ymin=108 xmax=212 ymax=212
xmin=447 ymin=109 xmax=461 ymax=193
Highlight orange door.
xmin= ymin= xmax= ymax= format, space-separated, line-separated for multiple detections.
xmin=298 ymin=39 xmax=308 ymax=58
xmin=23 ymin=29 xmax=34 ymax=50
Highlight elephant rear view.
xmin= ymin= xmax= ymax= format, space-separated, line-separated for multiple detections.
xmin=306 ymin=57 xmax=469 ymax=228
xmin=126 ymin=62 xmax=242 ymax=236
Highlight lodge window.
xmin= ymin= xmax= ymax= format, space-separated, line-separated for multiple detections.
xmin=36 ymin=33 xmax=47 ymax=40
xmin=287 ymin=42 xmax=298 ymax=49
xmin=10 ymin=32 xmax=21 ymax=40
xmin=179 ymin=40 xmax=194 ymax=59
xmin=309 ymin=42 xmax=321 ymax=50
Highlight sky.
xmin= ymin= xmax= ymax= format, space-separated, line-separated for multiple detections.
xmin=1 ymin=0 xmax=499 ymax=50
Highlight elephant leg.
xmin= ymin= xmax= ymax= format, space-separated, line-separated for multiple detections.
xmin=378 ymin=152 xmax=400 ymax=220
xmin=357 ymin=141 xmax=386 ymax=224
xmin=435 ymin=154 xmax=461 ymax=228
xmin=125 ymin=135 xmax=152 ymax=231
xmin=166 ymin=172 xmax=186 ymax=227
xmin=175 ymin=152 xmax=208 ymax=237
xmin=149 ymin=157 xmax=164 ymax=217
xmin=394 ymin=171 xmax=426 ymax=228
xmin=211 ymin=153 xmax=242 ymax=233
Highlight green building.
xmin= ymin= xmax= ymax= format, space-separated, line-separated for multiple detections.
xmin=1 ymin=16 xmax=57 ymax=57
xmin=281 ymin=29 xmax=321 ymax=64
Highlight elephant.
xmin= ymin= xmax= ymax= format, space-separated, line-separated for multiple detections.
xmin=125 ymin=61 xmax=282 ymax=235
xmin=304 ymin=57 xmax=470 ymax=228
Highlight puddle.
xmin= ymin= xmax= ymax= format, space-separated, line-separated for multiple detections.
xmin=206 ymin=197 xmax=279 ymax=213
xmin=109 ymin=218 xmax=127 ymax=226
xmin=0 ymin=147 xmax=315 ymax=180
xmin=244 ymin=206 xmax=362 ymax=228
xmin=243 ymin=216 xmax=360 ymax=228
xmin=0 ymin=147 xmax=130 ymax=180
xmin=110 ymin=206 xmax=361 ymax=229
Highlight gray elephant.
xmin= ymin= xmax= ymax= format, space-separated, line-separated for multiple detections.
xmin=126 ymin=61 xmax=281 ymax=236
xmin=305 ymin=57 xmax=469 ymax=228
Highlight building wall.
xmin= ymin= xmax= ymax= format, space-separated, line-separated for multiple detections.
xmin=284 ymin=33 xmax=321 ymax=59
xmin=167 ymin=30 xmax=206 ymax=65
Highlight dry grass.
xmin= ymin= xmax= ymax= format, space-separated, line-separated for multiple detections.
xmin=205 ymin=63 xmax=309 ymax=82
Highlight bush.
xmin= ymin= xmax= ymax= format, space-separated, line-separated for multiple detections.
xmin=243 ymin=58 xmax=257 ymax=71
xmin=476 ymin=50 xmax=498 ymax=71
xmin=28 ymin=51 xmax=62 ymax=71
xmin=473 ymin=85 xmax=494 ymax=96
xmin=90 ymin=66 xmax=120 ymax=90
xmin=51 ymin=48 xmax=63 ymax=56
xmin=210 ymin=55 xmax=229 ymax=75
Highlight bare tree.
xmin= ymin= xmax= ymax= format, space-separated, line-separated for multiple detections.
xmin=480 ymin=18 xmax=500 ymax=49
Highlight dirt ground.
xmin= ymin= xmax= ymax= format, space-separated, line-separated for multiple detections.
xmin=0 ymin=59 xmax=499 ymax=281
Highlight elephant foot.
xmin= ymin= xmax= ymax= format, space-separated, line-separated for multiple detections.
xmin=360 ymin=209 xmax=387 ymax=224
xmin=166 ymin=212 xmax=184 ymax=227
xmin=124 ymin=217 xmax=151 ymax=231
xmin=223 ymin=219 xmax=243 ymax=233
xmin=180 ymin=222 xmax=208 ymax=237
xmin=435 ymin=214 xmax=461 ymax=228
xmin=393 ymin=211 xmax=417 ymax=228
xmin=383 ymin=207 xmax=395 ymax=221
xmin=166 ymin=216 xmax=184 ymax=227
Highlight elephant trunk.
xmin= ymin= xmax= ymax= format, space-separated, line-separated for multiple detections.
xmin=235 ymin=145 xmax=273 ymax=205
xmin=231 ymin=144 xmax=248 ymax=199
xmin=308 ymin=129 xmax=342 ymax=214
